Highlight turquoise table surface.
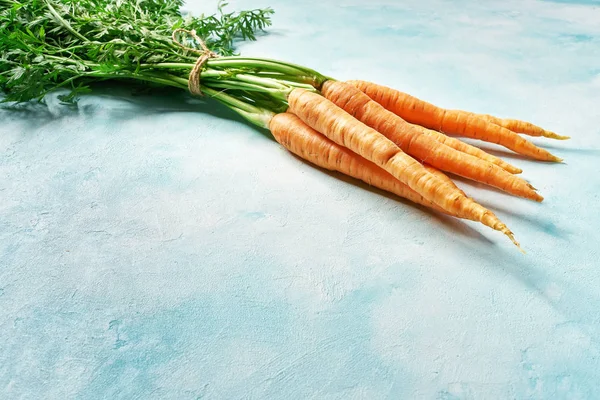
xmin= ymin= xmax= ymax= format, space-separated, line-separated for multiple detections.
xmin=2 ymin=0 xmax=600 ymax=398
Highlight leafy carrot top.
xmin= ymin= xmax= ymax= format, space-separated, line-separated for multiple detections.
xmin=0 ymin=0 xmax=274 ymax=103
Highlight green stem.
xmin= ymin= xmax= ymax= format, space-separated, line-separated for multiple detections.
xmin=139 ymin=62 xmax=195 ymax=70
xmin=203 ymin=79 xmax=288 ymax=101
xmin=140 ymin=61 xmax=309 ymax=82
xmin=207 ymin=57 xmax=330 ymax=87
xmin=143 ymin=66 xmax=293 ymax=92
xmin=200 ymin=86 xmax=259 ymax=114
xmin=128 ymin=73 xmax=189 ymax=89
xmin=237 ymin=90 xmax=289 ymax=113
xmin=45 ymin=55 xmax=91 ymax=66
xmin=120 ymin=58 xmax=329 ymax=89
xmin=207 ymin=58 xmax=303 ymax=76
xmin=159 ymin=72 xmax=289 ymax=104
xmin=235 ymin=74 xmax=290 ymax=91
xmin=161 ymin=73 xmax=189 ymax=87
xmin=201 ymin=86 xmax=275 ymax=129
xmin=252 ymin=73 xmax=319 ymax=90
xmin=43 ymin=0 xmax=91 ymax=43
xmin=204 ymin=80 xmax=265 ymax=91
xmin=46 ymin=44 xmax=93 ymax=54
xmin=87 ymin=71 xmax=188 ymax=89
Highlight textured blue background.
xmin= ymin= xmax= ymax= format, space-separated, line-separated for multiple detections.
xmin=2 ymin=0 xmax=600 ymax=398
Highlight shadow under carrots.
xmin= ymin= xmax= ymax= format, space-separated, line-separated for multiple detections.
xmin=287 ymin=153 xmax=496 ymax=246
xmin=1 ymin=83 xmax=255 ymax=130
xmin=532 ymin=145 xmax=600 ymax=156
xmin=445 ymin=173 xmax=571 ymax=240
xmin=480 ymin=200 xmax=571 ymax=240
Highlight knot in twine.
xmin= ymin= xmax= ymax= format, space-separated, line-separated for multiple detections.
xmin=171 ymin=29 xmax=219 ymax=96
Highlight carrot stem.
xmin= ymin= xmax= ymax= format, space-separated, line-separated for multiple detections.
xmin=204 ymin=80 xmax=290 ymax=100
xmin=206 ymin=57 xmax=330 ymax=86
xmin=202 ymin=86 xmax=274 ymax=129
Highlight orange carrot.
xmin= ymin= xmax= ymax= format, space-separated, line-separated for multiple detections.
xmin=475 ymin=113 xmax=570 ymax=140
xmin=412 ymin=124 xmax=522 ymax=174
xmin=321 ymin=81 xmax=542 ymax=202
xmin=347 ymin=80 xmax=562 ymax=162
xmin=269 ymin=112 xmax=450 ymax=215
xmin=423 ymin=163 xmax=466 ymax=197
xmin=286 ymin=87 xmax=520 ymax=248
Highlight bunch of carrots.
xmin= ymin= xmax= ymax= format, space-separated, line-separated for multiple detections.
xmin=0 ymin=0 xmax=568 ymax=251
xmin=261 ymin=80 xmax=565 ymax=252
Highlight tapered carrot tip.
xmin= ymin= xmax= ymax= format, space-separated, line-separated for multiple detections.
xmin=499 ymin=161 xmax=523 ymax=174
xmin=544 ymin=131 xmax=570 ymax=140
xmin=511 ymin=167 xmax=524 ymax=175
xmin=542 ymin=150 xmax=564 ymax=163
xmin=482 ymin=213 xmax=524 ymax=252
xmin=505 ymin=230 xmax=526 ymax=254
xmin=524 ymin=184 xmax=544 ymax=202
xmin=497 ymin=224 xmax=524 ymax=252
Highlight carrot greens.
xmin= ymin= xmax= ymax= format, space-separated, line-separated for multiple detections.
xmin=0 ymin=0 xmax=282 ymax=103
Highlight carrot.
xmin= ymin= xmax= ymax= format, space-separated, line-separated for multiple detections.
xmin=347 ymin=80 xmax=562 ymax=162
xmin=421 ymin=164 xmax=480 ymax=221
xmin=320 ymin=81 xmax=542 ymax=202
xmin=475 ymin=113 xmax=570 ymax=140
xmin=423 ymin=163 xmax=466 ymax=197
xmin=412 ymin=124 xmax=523 ymax=174
xmin=269 ymin=112 xmax=450 ymax=215
xmin=286 ymin=87 xmax=521 ymax=248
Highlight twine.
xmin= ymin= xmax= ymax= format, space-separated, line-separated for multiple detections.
xmin=171 ymin=29 xmax=219 ymax=96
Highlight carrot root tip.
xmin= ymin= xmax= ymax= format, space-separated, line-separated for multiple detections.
xmin=505 ymin=231 xmax=525 ymax=253
xmin=545 ymin=132 xmax=570 ymax=140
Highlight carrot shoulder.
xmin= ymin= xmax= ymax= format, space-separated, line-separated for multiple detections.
xmin=347 ymin=80 xmax=562 ymax=162
xmin=286 ymin=87 xmax=520 ymax=247
xmin=269 ymin=112 xmax=450 ymax=215
xmin=321 ymin=81 xmax=542 ymax=202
